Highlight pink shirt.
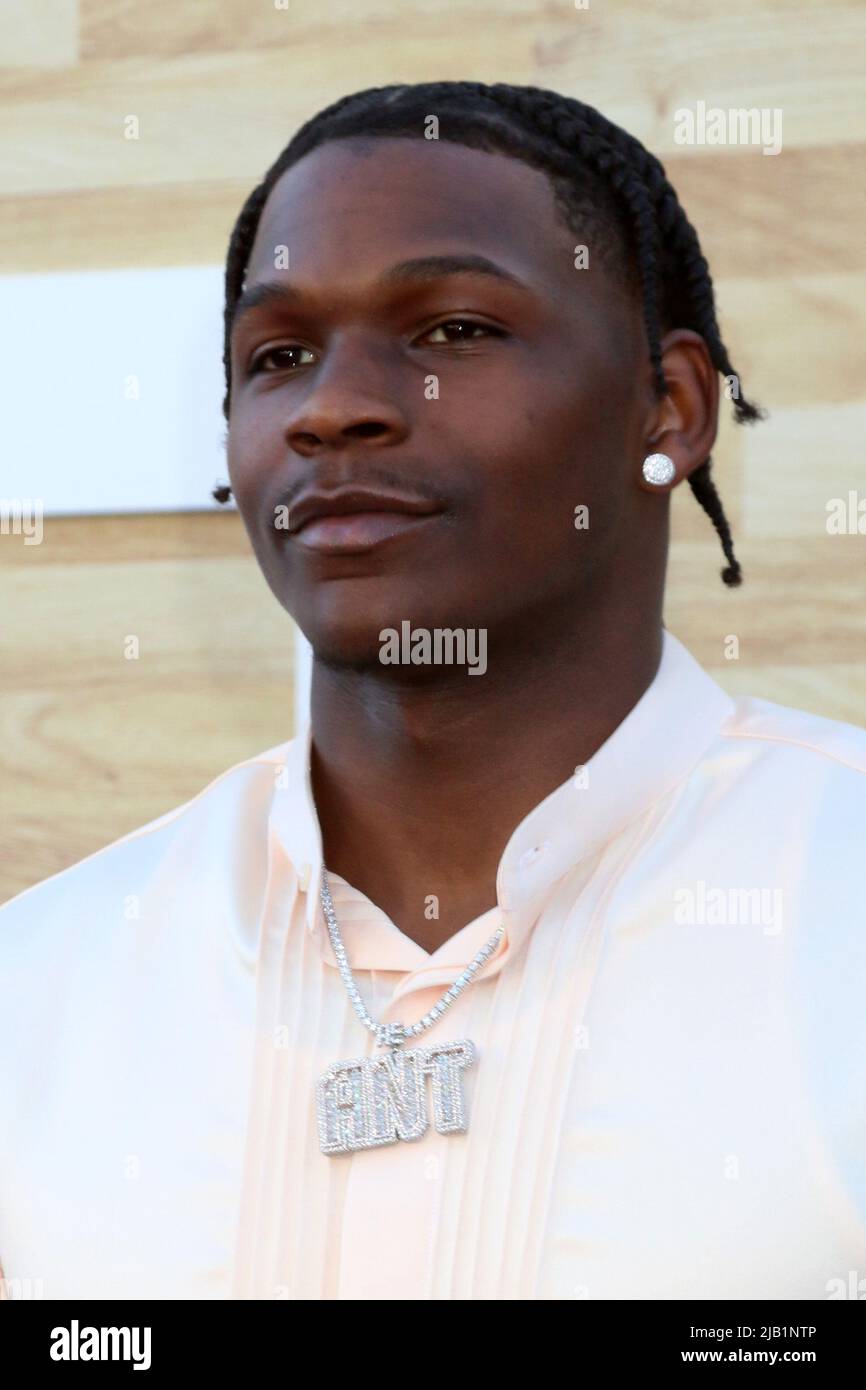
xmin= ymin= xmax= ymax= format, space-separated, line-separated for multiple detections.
xmin=1 ymin=628 xmax=865 ymax=1299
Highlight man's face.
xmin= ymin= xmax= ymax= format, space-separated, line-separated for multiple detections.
xmin=227 ymin=136 xmax=652 ymax=670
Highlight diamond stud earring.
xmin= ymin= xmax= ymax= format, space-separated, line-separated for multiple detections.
xmin=641 ymin=452 xmax=676 ymax=487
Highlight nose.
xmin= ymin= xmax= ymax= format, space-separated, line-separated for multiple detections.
xmin=284 ymin=330 xmax=410 ymax=458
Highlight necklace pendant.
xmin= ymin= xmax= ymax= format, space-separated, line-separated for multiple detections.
xmin=316 ymin=1037 xmax=476 ymax=1155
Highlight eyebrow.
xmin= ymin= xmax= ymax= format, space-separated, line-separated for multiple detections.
xmin=230 ymin=254 xmax=531 ymax=330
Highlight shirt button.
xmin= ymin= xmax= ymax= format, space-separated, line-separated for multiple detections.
xmin=519 ymin=841 xmax=551 ymax=870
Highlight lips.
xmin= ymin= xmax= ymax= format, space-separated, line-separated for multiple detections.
xmin=286 ymin=486 xmax=443 ymax=535
xmin=281 ymin=486 xmax=445 ymax=555
xmin=292 ymin=510 xmax=441 ymax=554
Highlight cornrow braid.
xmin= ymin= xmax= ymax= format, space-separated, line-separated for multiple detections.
xmin=216 ymin=81 xmax=766 ymax=587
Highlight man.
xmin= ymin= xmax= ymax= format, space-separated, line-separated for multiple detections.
xmin=1 ymin=81 xmax=865 ymax=1300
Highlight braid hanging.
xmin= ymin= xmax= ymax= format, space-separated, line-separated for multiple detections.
xmin=214 ymin=81 xmax=766 ymax=587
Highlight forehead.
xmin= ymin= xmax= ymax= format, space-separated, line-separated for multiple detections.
xmin=245 ymin=136 xmax=579 ymax=291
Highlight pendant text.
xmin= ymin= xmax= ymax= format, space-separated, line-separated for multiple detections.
xmin=317 ymin=1038 xmax=476 ymax=1155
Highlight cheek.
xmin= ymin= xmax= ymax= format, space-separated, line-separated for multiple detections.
xmin=482 ymin=390 xmax=612 ymax=531
xmin=226 ymin=413 xmax=282 ymax=523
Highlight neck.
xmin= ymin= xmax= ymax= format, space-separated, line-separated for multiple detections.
xmin=308 ymin=593 xmax=664 ymax=951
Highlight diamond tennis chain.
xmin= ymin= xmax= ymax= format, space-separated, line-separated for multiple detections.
xmin=315 ymin=866 xmax=504 ymax=1154
xmin=320 ymin=866 xmax=504 ymax=1048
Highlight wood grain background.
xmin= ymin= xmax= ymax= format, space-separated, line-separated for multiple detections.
xmin=2 ymin=0 xmax=865 ymax=902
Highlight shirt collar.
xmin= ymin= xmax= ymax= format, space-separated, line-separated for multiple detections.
xmin=269 ymin=628 xmax=736 ymax=976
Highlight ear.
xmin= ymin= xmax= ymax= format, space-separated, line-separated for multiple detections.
xmin=638 ymin=329 xmax=719 ymax=492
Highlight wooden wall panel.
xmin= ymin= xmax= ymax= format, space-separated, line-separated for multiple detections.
xmin=1 ymin=515 xmax=295 ymax=901
xmin=2 ymin=0 xmax=864 ymax=902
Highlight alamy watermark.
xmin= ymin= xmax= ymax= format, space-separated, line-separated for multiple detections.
xmin=379 ymin=621 xmax=487 ymax=675
xmin=674 ymin=102 xmax=783 ymax=156
xmin=826 ymin=1269 xmax=866 ymax=1299
xmin=1 ymin=497 xmax=43 ymax=545
xmin=50 ymin=1320 xmax=151 ymax=1370
xmin=826 ymin=491 xmax=866 ymax=534
xmin=674 ymin=879 xmax=783 ymax=934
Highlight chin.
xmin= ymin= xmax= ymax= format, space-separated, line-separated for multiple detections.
xmin=301 ymin=618 xmax=494 ymax=688
xmin=289 ymin=586 xmax=433 ymax=651
xmin=302 ymin=627 xmax=392 ymax=674
xmin=289 ymin=598 xmax=395 ymax=669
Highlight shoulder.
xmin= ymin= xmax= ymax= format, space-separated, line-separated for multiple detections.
xmin=713 ymin=693 xmax=866 ymax=830
xmin=696 ymin=691 xmax=866 ymax=913
xmin=720 ymin=691 xmax=866 ymax=777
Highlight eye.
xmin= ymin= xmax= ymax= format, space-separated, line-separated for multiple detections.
xmin=247 ymin=318 xmax=506 ymax=376
xmin=418 ymin=318 xmax=506 ymax=345
xmin=249 ymin=344 xmax=316 ymax=375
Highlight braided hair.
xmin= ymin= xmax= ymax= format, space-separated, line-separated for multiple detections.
xmin=215 ymin=81 xmax=766 ymax=586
